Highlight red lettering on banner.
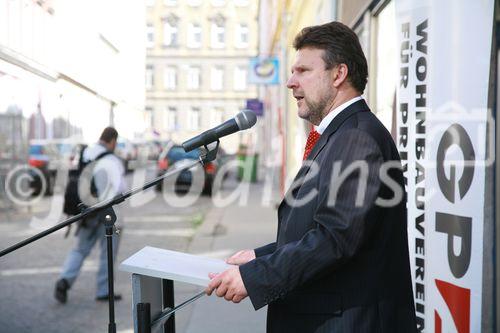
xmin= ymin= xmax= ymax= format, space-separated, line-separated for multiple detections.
xmin=435 ymin=311 xmax=442 ymax=333
xmin=435 ymin=279 xmax=470 ymax=333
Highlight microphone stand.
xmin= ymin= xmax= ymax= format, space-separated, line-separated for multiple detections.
xmin=0 ymin=141 xmax=220 ymax=333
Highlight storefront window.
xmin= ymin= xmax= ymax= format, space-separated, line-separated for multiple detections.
xmin=374 ymin=1 xmax=397 ymax=135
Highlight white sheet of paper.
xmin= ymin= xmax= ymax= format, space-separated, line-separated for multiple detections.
xmin=119 ymin=246 xmax=232 ymax=286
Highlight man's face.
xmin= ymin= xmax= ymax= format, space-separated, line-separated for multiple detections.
xmin=286 ymin=47 xmax=336 ymax=125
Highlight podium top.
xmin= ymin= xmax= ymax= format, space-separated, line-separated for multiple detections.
xmin=119 ymin=246 xmax=232 ymax=287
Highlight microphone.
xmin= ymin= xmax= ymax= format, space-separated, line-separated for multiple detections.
xmin=182 ymin=110 xmax=257 ymax=152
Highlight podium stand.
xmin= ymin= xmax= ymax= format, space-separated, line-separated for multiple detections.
xmin=120 ymin=246 xmax=231 ymax=333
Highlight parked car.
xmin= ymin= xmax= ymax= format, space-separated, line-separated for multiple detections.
xmin=156 ymin=145 xmax=218 ymax=195
xmin=28 ymin=139 xmax=87 ymax=196
xmin=55 ymin=141 xmax=87 ymax=170
xmin=28 ymin=140 xmax=61 ymax=195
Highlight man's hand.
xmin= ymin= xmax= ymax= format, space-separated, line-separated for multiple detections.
xmin=226 ymin=249 xmax=256 ymax=265
xmin=205 ymin=266 xmax=248 ymax=303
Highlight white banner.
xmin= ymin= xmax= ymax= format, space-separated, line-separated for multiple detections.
xmin=396 ymin=1 xmax=430 ymax=330
xmin=396 ymin=1 xmax=494 ymax=332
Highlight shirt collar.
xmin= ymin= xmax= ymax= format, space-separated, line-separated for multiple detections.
xmin=316 ymin=96 xmax=363 ymax=135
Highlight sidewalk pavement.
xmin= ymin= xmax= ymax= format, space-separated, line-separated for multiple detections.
xmin=177 ymin=181 xmax=278 ymax=333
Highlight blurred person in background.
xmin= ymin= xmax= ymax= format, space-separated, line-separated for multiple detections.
xmin=54 ymin=126 xmax=126 ymax=303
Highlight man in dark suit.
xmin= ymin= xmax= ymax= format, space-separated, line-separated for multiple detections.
xmin=206 ymin=21 xmax=416 ymax=332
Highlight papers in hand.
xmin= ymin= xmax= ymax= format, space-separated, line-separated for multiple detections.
xmin=119 ymin=246 xmax=232 ymax=286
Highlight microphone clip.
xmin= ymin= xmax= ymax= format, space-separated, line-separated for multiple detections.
xmin=199 ymin=140 xmax=220 ymax=165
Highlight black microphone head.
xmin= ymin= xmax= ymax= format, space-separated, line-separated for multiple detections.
xmin=235 ymin=110 xmax=257 ymax=130
xmin=182 ymin=109 xmax=257 ymax=152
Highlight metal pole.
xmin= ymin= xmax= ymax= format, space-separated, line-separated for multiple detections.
xmin=162 ymin=279 xmax=175 ymax=333
xmin=137 ymin=303 xmax=151 ymax=333
xmin=103 ymin=212 xmax=117 ymax=333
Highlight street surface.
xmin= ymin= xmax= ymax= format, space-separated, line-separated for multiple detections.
xmin=0 ymin=167 xmax=214 ymax=333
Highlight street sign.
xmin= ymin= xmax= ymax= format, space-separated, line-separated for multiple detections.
xmin=248 ymin=57 xmax=279 ymax=85
xmin=246 ymin=99 xmax=264 ymax=117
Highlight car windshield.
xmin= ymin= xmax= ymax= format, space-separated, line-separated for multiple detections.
xmin=167 ymin=147 xmax=199 ymax=160
xmin=29 ymin=145 xmax=43 ymax=155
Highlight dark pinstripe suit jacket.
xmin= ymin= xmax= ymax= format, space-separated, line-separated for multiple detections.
xmin=240 ymin=100 xmax=417 ymax=333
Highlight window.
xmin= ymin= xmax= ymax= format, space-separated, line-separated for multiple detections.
xmin=189 ymin=107 xmax=201 ymax=130
xmin=235 ymin=23 xmax=249 ymax=48
xmin=164 ymin=0 xmax=177 ymax=6
xmin=163 ymin=66 xmax=177 ymax=90
xmin=146 ymin=23 xmax=154 ymax=48
xmin=187 ymin=23 xmax=202 ymax=48
xmin=145 ymin=107 xmax=154 ymax=128
xmin=210 ymin=107 xmax=224 ymax=127
xmin=211 ymin=0 xmax=225 ymax=6
xmin=374 ymin=1 xmax=397 ymax=133
xmin=210 ymin=66 xmax=224 ymax=90
xmin=163 ymin=18 xmax=178 ymax=46
xmin=211 ymin=18 xmax=225 ymax=48
xmin=187 ymin=66 xmax=201 ymax=90
xmin=166 ymin=106 xmax=178 ymax=130
xmin=233 ymin=0 xmax=249 ymax=6
xmin=233 ymin=66 xmax=247 ymax=91
xmin=146 ymin=65 xmax=154 ymax=90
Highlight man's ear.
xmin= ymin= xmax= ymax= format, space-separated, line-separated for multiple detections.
xmin=109 ymin=138 xmax=117 ymax=151
xmin=332 ymin=64 xmax=349 ymax=88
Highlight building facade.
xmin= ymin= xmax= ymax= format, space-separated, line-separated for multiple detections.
xmin=145 ymin=0 xmax=259 ymax=153
xmin=0 ymin=0 xmax=146 ymax=160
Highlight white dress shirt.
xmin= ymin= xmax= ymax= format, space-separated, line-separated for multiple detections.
xmin=316 ymin=96 xmax=363 ymax=135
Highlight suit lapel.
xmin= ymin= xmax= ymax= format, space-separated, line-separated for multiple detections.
xmin=281 ymin=99 xmax=370 ymax=204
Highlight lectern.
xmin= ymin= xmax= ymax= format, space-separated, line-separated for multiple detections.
xmin=120 ymin=246 xmax=231 ymax=333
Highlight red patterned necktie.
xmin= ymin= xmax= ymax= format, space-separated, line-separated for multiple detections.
xmin=303 ymin=129 xmax=320 ymax=160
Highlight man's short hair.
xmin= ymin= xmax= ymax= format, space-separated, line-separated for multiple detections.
xmin=293 ymin=21 xmax=368 ymax=94
xmin=99 ymin=126 xmax=118 ymax=143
